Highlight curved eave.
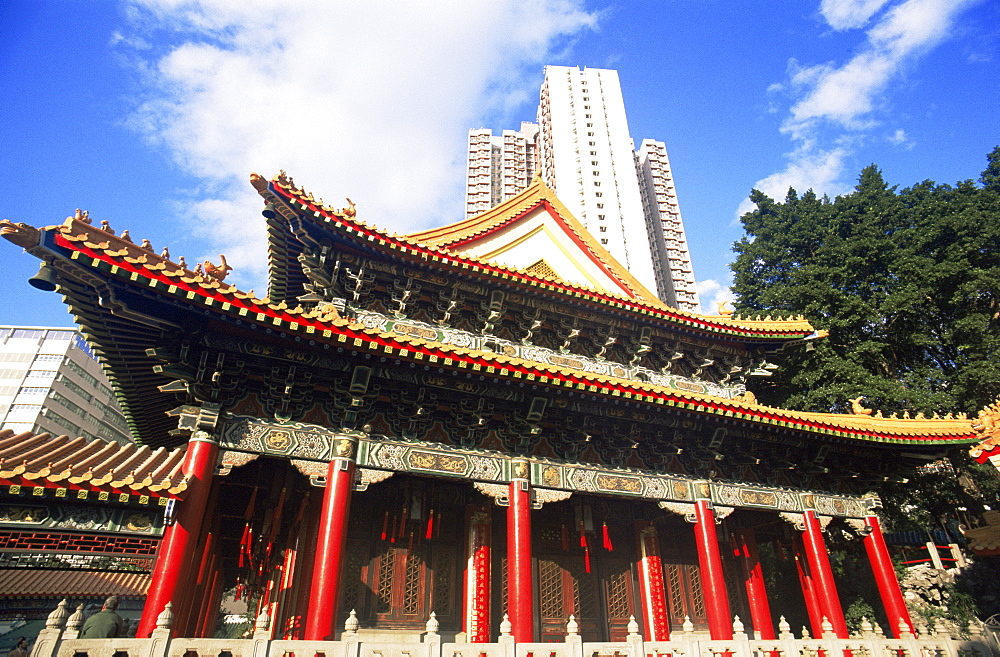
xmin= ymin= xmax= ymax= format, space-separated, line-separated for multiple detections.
xmin=264 ymin=181 xmax=819 ymax=344
xmin=46 ymin=227 xmax=979 ymax=449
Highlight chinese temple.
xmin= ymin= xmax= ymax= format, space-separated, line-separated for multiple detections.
xmin=0 ymin=173 xmax=984 ymax=645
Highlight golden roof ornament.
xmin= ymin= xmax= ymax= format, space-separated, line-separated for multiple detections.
xmin=203 ymin=254 xmax=232 ymax=281
xmin=849 ymin=396 xmax=873 ymax=416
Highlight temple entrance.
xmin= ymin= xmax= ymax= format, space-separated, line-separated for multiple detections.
xmin=338 ymin=475 xmax=465 ymax=633
xmin=533 ymin=499 xmax=637 ymax=642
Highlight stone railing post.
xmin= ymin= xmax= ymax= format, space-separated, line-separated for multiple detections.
xmin=342 ymin=610 xmax=361 ymax=657
xmin=30 ymin=600 xmax=69 ymax=657
xmin=625 ymin=615 xmax=644 ymax=657
xmin=251 ymin=608 xmax=271 ymax=657
xmin=61 ymin=604 xmax=86 ymax=640
xmin=147 ymin=602 xmax=174 ymax=657
xmin=565 ymin=615 xmax=584 ymax=657
xmin=498 ymin=614 xmax=515 ymax=657
xmin=424 ymin=612 xmax=442 ymax=657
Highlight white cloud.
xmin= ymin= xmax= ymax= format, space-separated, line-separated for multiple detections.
xmin=820 ymin=0 xmax=892 ymax=30
xmin=887 ymin=128 xmax=913 ymax=147
xmin=742 ymin=0 xmax=975 ymax=217
xmin=786 ymin=0 xmax=975 ymax=136
xmin=737 ymin=144 xmax=850 ymax=217
xmin=121 ymin=0 xmax=597 ymax=290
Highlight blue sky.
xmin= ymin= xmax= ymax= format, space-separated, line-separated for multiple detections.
xmin=2 ymin=0 xmax=997 ymax=328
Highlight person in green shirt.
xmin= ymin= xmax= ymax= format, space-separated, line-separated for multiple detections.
xmin=80 ymin=596 xmax=126 ymax=638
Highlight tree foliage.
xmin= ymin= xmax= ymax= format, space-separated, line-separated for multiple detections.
xmin=731 ymin=147 xmax=1000 ymax=416
xmin=731 ymin=148 xmax=1000 ymax=533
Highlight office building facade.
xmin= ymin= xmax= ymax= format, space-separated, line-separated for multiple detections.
xmin=0 ymin=326 xmax=134 ymax=443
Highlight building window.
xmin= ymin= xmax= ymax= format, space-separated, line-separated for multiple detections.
xmin=594 ymin=182 xmax=600 ymax=186
xmin=600 ymin=238 xmax=608 ymax=244
xmin=586 ymin=123 xmax=593 ymax=128
xmin=597 ymin=203 xmax=604 ymax=208
xmin=598 ymin=214 xmax=605 ymax=220
xmin=599 ymin=226 xmax=607 ymax=232
xmin=595 ymin=192 xmax=602 ymax=197
xmin=591 ymin=160 xmax=598 ymax=165
xmin=587 ymin=132 xmax=594 ymax=137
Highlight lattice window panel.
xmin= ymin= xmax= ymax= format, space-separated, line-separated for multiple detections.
xmin=341 ymin=545 xmax=367 ymax=614
xmin=0 ymin=531 xmax=159 ymax=555
xmin=403 ymin=550 xmax=423 ymax=615
xmin=434 ymin=551 xmax=452 ymax=616
xmin=606 ymin=564 xmax=631 ymax=619
xmin=568 ymin=560 xmax=596 ymax=619
xmin=539 ymin=559 xmax=563 ymax=618
xmin=667 ymin=565 xmax=684 ymax=618
xmin=688 ymin=565 xmax=705 ymax=617
xmin=374 ymin=546 xmax=395 ymax=614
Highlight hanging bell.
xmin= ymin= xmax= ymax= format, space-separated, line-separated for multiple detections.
xmin=261 ymin=202 xmax=280 ymax=219
xmin=28 ymin=262 xmax=58 ymax=291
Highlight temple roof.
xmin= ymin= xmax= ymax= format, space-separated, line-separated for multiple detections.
xmin=0 ymin=176 xmax=982 ymax=451
xmin=407 ymin=178 xmax=662 ymax=304
xmin=0 ymin=429 xmax=187 ymax=496
xmin=253 ymin=173 xmax=823 ymax=343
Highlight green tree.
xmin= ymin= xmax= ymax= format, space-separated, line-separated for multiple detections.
xmin=732 ymin=148 xmax=1000 ymax=416
xmin=731 ymin=148 xmax=1000 ymax=524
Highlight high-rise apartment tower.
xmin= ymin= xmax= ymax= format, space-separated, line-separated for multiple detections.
xmin=465 ymin=66 xmax=700 ymax=311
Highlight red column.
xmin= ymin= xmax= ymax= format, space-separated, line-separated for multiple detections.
xmin=737 ymin=527 xmax=774 ymax=640
xmin=694 ymin=499 xmax=733 ymax=640
xmin=794 ymin=539 xmax=824 ymax=637
xmin=462 ymin=506 xmax=492 ymax=642
xmin=802 ymin=510 xmax=848 ymax=638
xmin=863 ymin=515 xmax=913 ymax=637
xmin=303 ymin=440 xmax=357 ymax=641
xmin=507 ymin=467 xmax=534 ymax=642
xmin=636 ymin=523 xmax=670 ymax=641
xmin=137 ymin=432 xmax=219 ymax=638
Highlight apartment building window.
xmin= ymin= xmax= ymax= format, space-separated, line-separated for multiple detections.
xmin=599 ymin=226 xmax=607 ymax=232
xmin=595 ymin=192 xmax=602 ymax=197
xmin=591 ymin=160 xmax=598 ymax=165
xmin=588 ymin=132 xmax=594 ymax=137
xmin=586 ymin=123 xmax=593 ymax=128
xmin=585 ymin=114 xmax=592 ymax=118
xmin=594 ymin=181 xmax=600 ymax=186
xmin=597 ymin=203 xmax=604 ymax=208
xmin=589 ymin=141 xmax=595 ymax=146
xmin=600 ymin=239 xmax=608 ymax=245
xmin=598 ymin=214 xmax=605 ymax=220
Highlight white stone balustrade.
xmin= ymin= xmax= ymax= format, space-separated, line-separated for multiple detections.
xmin=29 ymin=603 xmax=998 ymax=657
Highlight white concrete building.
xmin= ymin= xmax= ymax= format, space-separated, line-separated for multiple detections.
xmin=466 ymin=66 xmax=700 ymax=312
xmin=465 ymin=123 xmax=538 ymax=218
xmin=636 ymin=139 xmax=699 ymax=310
xmin=0 ymin=326 xmax=134 ymax=443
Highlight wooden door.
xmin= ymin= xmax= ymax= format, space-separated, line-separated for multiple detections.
xmin=663 ymin=563 xmax=708 ymax=631
xmin=538 ymin=554 xmax=601 ymax=641
xmin=339 ymin=539 xmax=457 ymax=630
